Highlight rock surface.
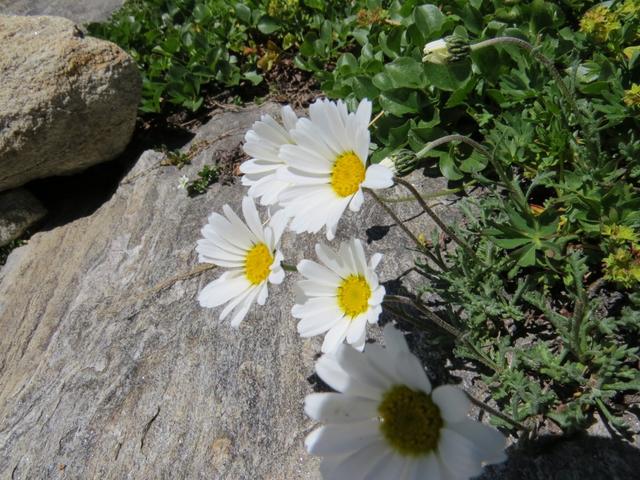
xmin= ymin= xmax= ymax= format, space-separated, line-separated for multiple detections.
xmin=0 ymin=188 xmax=46 ymax=246
xmin=0 ymin=15 xmax=141 ymax=192
xmin=0 ymin=0 xmax=124 ymax=24
xmin=0 ymin=104 xmax=638 ymax=479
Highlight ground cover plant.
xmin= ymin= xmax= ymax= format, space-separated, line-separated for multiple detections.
xmin=91 ymin=0 xmax=640 ymax=474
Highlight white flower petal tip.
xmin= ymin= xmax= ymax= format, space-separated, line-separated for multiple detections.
xmin=293 ymin=238 xmax=384 ymax=352
xmin=276 ymin=98 xmax=377 ymax=238
xmin=304 ymin=324 xmax=507 ymax=479
xmin=240 ymin=106 xmax=297 ymax=206
xmin=195 ymin=196 xmax=285 ymax=326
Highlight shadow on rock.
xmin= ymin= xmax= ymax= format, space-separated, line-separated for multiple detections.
xmin=480 ymin=434 xmax=640 ymax=480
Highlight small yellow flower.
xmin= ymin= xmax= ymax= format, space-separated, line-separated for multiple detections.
xmin=615 ymin=0 xmax=640 ymax=18
xmin=603 ymin=244 xmax=640 ymax=288
xmin=602 ymin=224 xmax=639 ymax=243
xmin=579 ymin=5 xmax=621 ymax=43
xmin=623 ymin=84 xmax=640 ymax=108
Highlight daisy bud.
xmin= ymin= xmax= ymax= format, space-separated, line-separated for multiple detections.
xmin=422 ymin=35 xmax=471 ymax=65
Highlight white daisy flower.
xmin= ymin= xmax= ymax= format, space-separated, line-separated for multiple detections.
xmin=277 ymin=98 xmax=394 ymax=240
xmin=292 ymin=238 xmax=385 ymax=353
xmin=240 ymin=105 xmax=298 ymax=206
xmin=196 ymin=196 xmax=287 ymax=327
xmin=304 ymin=324 xmax=507 ymax=480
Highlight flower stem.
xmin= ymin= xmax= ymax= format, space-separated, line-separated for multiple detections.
xmin=384 ymin=295 xmax=462 ymax=337
xmin=364 ymin=188 xmax=447 ymax=271
xmin=467 ymin=394 xmax=528 ymax=432
xmin=394 ymin=177 xmax=478 ymax=260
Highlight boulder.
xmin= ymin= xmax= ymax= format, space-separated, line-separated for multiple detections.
xmin=0 ymin=188 xmax=46 ymax=247
xmin=0 ymin=0 xmax=125 ymax=24
xmin=0 ymin=103 xmax=456 ymax=479
xmin=0 ymin=15 xmax=141 ymax=192
xmin=0 ymin=104 xmax=637 ymax=478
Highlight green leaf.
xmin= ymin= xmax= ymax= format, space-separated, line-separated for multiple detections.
xmin=379 ymin=89 xmax=420 ymax=116
xmin=235 ymin=3 xmax=251 ymax=24
xmin=385 ymin=57 xmax=427 ymax=89
xmin=242 ymin=71 xmax=263 ymax=85
xmin=413 ymin=4 xmax=446 ymax=38
xmin=423 ymin=61 xmax=471 ymax=91
xmin=257 ymin=15 xmax=281 ymax=34
xmin=439 ymin=154 xmax=464 ymax=180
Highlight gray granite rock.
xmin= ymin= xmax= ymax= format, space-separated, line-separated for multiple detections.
xmin=0 ymin=103 xmax=637 ymax=479
xmin=0 ymin=102 xmax=463 ymax=479
xmin=0 ymin=0 xmax=125 ymax=24
xmin=0 ymin=15 xmax=141 ymax=192
xmin=0 ymin=188 xmax=46 ymax=246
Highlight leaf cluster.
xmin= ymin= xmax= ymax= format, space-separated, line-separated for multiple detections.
xmin=88 ymin=0 xmax=359 ymax=113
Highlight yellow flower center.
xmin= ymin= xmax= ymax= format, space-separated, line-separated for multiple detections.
xmin=336 ymin=275 xmax=371 ymax=317
xmin=244 ymin=243 xmax=273 ymax=285
xmin=378 ymin=385 xmax=443 ymax=457
xmin=331 ymin=151 xmax=366 ymax=197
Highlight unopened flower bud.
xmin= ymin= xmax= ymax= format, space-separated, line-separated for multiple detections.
xmin=381 ymin=150 xmax=418 ymax=177
xmin=422 ymin=35 xmax=470 ymax=65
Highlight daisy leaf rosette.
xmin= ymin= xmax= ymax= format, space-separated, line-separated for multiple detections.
xmin=240 ymin=105 xmax=298 ymax=206
xmin=293 ymin=238 xmax=385 ymax=353
xmin=277 ymin=98 xmax=394 ymax=240
xmin=197 ymin=196 xmax=286 ymax=327
xmin=304 ymin=324 xmax=507 ymax=480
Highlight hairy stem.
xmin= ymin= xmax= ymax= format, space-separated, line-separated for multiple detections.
xmin=394 ymin=177 xmax=478 ymax=260
xmin=365 ymin=188 xmax=447 ymax=271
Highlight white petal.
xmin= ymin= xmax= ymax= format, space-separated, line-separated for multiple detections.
xmin=362 ymin=452 xmax=407 ymax=480
xmin=446 ymin=419 xmax=507 ymax=465
xmin=256 ymin=282 xmax=269 ymax=306
xmin=432 ymin=385 xmax=471 ymax=424
xmin=437 ymin=428 xmax=486 ymax=480
xmin=198 ymin=274 xmax=250 ymax=308
xmin=349 ymin=188 xmax=364 ymax=212
xmin=315 ymin=353 xmax=381 ymax=399
xmin=336 ymin=343 xmax=394 ymax=392
xmin=323 ymin=439 xmax=389 ymax=480
xmin=369 ymin=252 xmax=383 ymax=269
xmin=241 ymin=196 xmax=265 ymax=241
xmin=228 ymin=287 xmax=261 ymax=328
xmin=362 ymin=164 xmax=394 ymax=189
xmin=296 ymin=279 xmax=339 ymax=297
xmin=304 ymin=421 xmax=380 ymax=456
xmin=297 ymin=259 xmax=342 ymax=285
xmin=304 ymin=393 xmax=378 ymax=423
xmin=297 ymin=307 xmax=345 ymax=337
xmin=315 ymin=243 xmax=350 ymax=277
xmin=322 ymin=319 xmax=351 ymax=353
xmin=383 ymin=323 xmax=410 ymax=357
xmin=413 ymin=453 xmax=442 ymax=480
xmin=346 ymin=313 xmax=368 ymax=346
xmin=394 ymin=352 xmax=432 ymax=393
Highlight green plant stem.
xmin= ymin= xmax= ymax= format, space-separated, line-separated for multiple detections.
xmin=364 ymin=188 xmax=447 ymax=271
xmin=281 ymin=262 xmax=298 ymax=272
xmin=471 ymin=36 xmax=597 ymax=161
xmin=414 ymin=134 xmax=528 ymax=209
xmin=467 ymin=394 xmax=528 ymax=432
xmin=394 ymin=177 xmax=478 ymax=260
xmin=379 ymin=180 xmax=476 ymax=204
xmin=384 ymin=294 xmax=463 ymax=337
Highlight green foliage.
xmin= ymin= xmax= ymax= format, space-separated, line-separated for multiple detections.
xmin=91 ymin=0 xmax=640 ymax=435
xmin=187 ymin=164 xmax=220 ymax=195
xmin=89 ymin=0 xmax=358 ymax=113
